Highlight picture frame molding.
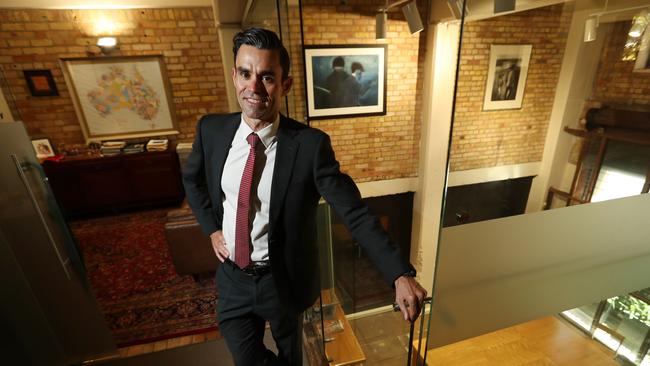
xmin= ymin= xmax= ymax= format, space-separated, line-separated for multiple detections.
xmin=303 ymin=44 xmax=387 ymax=120
xmin=59 ymin=55 xmax=179 ymax=142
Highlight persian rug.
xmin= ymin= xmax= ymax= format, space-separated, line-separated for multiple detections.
xmin=69 ymin=208 xmax=219 ymax=347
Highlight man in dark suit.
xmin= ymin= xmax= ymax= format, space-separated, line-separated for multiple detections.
xmin=183 ymin=28 xmax=426 ymax=365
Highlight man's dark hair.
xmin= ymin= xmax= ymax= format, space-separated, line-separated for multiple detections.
xmin=351 ymin=62 xmax=364 ymax=73
xmin=233 ymin=27 xmax=290 ymax=80
xmin=332 ymin=56 xmax=345 ymax=68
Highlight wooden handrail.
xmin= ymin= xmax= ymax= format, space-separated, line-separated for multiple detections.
xmin=545 ymin=187 xmax=587 ymax=208
xmin=564 ymin=126 xmax=650 ymax=146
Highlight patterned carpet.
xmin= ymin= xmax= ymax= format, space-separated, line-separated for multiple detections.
xmin=69 ymin=209 xmax=219 ymax=347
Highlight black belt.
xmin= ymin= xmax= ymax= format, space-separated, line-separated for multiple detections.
xmin=225 ymin=259 xmax=271 ymax=276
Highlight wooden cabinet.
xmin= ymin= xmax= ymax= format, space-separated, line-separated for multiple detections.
xmin=43 ymin=150 xmax=184 ymax=218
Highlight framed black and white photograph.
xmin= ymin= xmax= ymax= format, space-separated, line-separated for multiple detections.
xmin=31 ymin=138 xmax=55 ymax=158
xmin=483 ymin=44 xmax=532 ymax=111
xmin=304 ymin=45 xmax=386 ymax=120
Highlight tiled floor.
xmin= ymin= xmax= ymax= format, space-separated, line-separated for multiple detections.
xmin=349 ymin=309 xmax=423 ymax=365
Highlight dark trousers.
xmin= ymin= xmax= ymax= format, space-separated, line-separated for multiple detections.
xmin=216 ymin=262 xmax=303 ymax=366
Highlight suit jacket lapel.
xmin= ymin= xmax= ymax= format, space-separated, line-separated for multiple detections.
xmin=213 ymin=113 xmax=240 ymax=196
xmin=270 ymin=116 xmax=298 ymax=232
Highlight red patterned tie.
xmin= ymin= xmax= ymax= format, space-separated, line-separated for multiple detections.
xmin=234 ymin=133 xmax=260 ymax=269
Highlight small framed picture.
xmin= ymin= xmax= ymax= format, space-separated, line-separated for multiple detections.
xmin=23 ymin=70 xmax=59 ymax=97
xmin=304 ymin=44 xmax=387 ymax=120
xmin=31 ymin=138 xmax=55 ymax=158
xmin=483 ymin=45 xmax=532 ymax=111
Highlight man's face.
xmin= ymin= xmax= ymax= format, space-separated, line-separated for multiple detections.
xmin=232 ymin=45 xmax=292 ymax=124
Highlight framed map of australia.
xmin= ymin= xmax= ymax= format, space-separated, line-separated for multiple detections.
xmin=60 ymin=55 xmax=178 ymax=142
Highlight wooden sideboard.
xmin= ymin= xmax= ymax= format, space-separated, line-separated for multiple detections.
xmin=43 ymin=150 xmax=184 ymax=218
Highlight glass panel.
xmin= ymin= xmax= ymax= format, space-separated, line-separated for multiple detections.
xmin=330 ymin=193 xmax=414 ymax=314
xmin=562 ymin=300 xmax=600 ymax=332
xmin=421 ymin=1 xmax=650 ymax=363
xmin=317 ymin=193 xmax=417 ymax=365
xmin=427 ymin=194 xmax=650 ymax=350
xmin=563 ymin=289 xmax=650 ymax=366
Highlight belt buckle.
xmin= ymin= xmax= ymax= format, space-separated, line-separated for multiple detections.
xmin=244 ymin=262 xmax=270 ymax=276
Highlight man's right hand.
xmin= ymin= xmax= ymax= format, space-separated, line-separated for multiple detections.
xmin=210 ymin=230 xmax=229 ymax=262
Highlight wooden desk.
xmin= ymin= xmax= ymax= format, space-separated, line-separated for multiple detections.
xmin=43 ymin=150 xmax=183 ymax=218
xmin=320 ymin=290 xmax=366 ymax=366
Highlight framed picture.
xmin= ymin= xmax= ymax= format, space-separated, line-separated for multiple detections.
xmin=60 ymin=55 xmax=179 ymax=142
xmin=304 ymin=45 xmax=387 ymax=120
xmin=483 ymin=44 xmax=532 ymax=111
xmin=31 ymin=138 xmax=55 ymax=158
xmin=23 ymin=70 xmax=59 ymax=97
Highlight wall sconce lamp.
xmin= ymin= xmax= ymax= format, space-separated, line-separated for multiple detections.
xmin=584 ymin=15 xmax=599 ymax=42
xmin=376 ymin=0 xmax=424 ymax=40
xmin=97 ymin=36 xmax=117 ymax=54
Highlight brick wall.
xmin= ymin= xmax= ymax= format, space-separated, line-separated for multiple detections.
xmin=450 ymin=3 xmax=572 ymax=172
xmin=285 ymin=3 xmax=306 ymax=124
xmin=300 ymin=0 xmax=424 ymax=182
xmin=591 ymin=21 xmax=650 ymax=107
xmin=0 ymin=7 xmax=229 ymax=146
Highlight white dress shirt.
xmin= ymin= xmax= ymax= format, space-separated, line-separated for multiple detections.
xmin=221 ymin=116 xmax=279 ymax=263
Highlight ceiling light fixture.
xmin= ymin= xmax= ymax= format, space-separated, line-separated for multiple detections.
xmin=494 ymin=0 xmax=516 ymax=14
xmin=376 ymin=12 xmax=387 ymax=40
xmin=375 ymin=0 xmax=424 ymax=39
xmin=402 ymin=1 xmax=424 ymax=35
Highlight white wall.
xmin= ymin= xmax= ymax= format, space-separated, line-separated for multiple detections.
xmin=0 ymin=87 xmax=14 ymax=122
xmin=411 ymin=22 xmax=461 ymax=293
xmin=217 ymin=26 xmax=242 ymax=113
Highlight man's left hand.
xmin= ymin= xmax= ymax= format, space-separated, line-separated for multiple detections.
xmin=394 ymin=275 xmax=427 ymax=322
